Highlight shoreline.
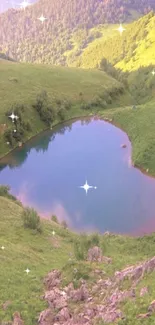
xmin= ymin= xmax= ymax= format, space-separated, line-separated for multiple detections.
xmin=0 ymin=113 xmax=93 ymax=163
xmin=0 ymin=112 xmax=153 ymax=179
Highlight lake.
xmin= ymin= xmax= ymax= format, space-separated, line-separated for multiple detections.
xmin=1 ymin=117 xmax=155 ymax=235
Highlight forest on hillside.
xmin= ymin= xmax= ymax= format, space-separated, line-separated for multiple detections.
xmin=0 ymin=0 xmax=155 ymax=65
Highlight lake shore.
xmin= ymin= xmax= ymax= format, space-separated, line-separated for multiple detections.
xmin=0 ymin=109 xmax=154 ymax=181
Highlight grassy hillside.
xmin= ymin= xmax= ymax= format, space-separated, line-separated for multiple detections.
xmin=1 ymin=192 xmax=155 ymax=324
xmin=74 ymin=12 xmax=155 ymax=71
xmin=0 ymin=59 xmax=131 ymax=158
xmin=98 ymin=99 xmax=155 ymax=176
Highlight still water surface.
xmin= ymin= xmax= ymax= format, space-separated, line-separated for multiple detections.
xmin=1 ymin=118 xmax=155 ymax=235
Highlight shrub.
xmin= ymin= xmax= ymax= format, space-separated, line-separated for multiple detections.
xmin=4 ymin=129 xmax=14 ymax=146
xmin=0 ymin=185 xmax=17 ymax=201
xmin=61 ymin=220 xmax=68 ymax=229
xmin=51 ymin=215 xmax=59 ymax=223
xmin=74 ymin=233 xmax=101 ymax=261
xmin=22 ymin=207 xmax=42 ymax=233
xmin=57 ymin=108 xmax=66 ymax=121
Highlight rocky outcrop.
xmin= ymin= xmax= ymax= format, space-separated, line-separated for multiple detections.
xmin=38 ymin=256 xmax=155 ymax=325
xmin=87 ymin=246 xmax=112 ymax=263
xmin=12 ymin=312 xmax=24 ymax=325
xmin=87 ymin=246 xmax=103 ymax=262
xmin=44 ymin=270 xmax=61 ymax=290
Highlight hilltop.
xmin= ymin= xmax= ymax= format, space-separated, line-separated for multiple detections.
xmin=1 ymin=189 xmax=155 ymax=325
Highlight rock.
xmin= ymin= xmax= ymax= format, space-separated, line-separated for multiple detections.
xmin=70 ymin=284 xmax=89 ymax=302
xmin=44 ymin=270 xmax=61 ymax=290
xmin=146 ymin=168 xmax=149 ymax=173
xmin=87 ymin=246 xmax=103 ymax=262
xmin=102 ymin=309 xmax=124 ymax=323
xmin=140 ymin=287 xmax=149 ymax=297
xmin=102 ymin=256 xmax=112 ymax=264
xmin=38 ymin=308 xmax=54 ymax=325
xmin=54 ymin=297 xmax=68 ymax=309
xmin=137 ymin=313 xmax=150 ymax=319
xmin=44 ymin=288 xmax=68 ymax=309
xmin=148 ymin=300 xmax=155 ymax=313
xmin=12 ymin=312 xmax=24 ymax=325
xmin=121 ymin=144 xmax=127 ymax=148
xmin=2 ymin=300 xmax=11 ymax=310
xmin=109 ymin=289 xmax=135 ymax=306
xmin=55 ymin=307 xmax=71 ymax=322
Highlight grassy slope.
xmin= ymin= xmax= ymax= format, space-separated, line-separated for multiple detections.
xmin=99 ymin=99 xmax=155 ymax=175
xmin=73 ymin=13 xmax=155 ymax=70
xmin=1 ymin=195 xmax=155 ymax=325
xmin=0 ymin=59 xmax=126 ymax=158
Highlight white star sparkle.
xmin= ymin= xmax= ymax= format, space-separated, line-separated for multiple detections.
xmin=25 ymin=268 xmax=30 ymax=274
xmin=79 ymin=180 xmax=97 ymax=195
xmin=14 ymin=129 xmax=17 ymax=133
xmin=152 ymin=70 xmax=155 ymax=76
xmin=38 ymin=15 xmax=47 ymax=23
xmin=115 ymin=24 xmax=126 ymax=35
xmin=9 ymin=113 xmax=19 ymax=122
xmin=19 ymin=0 xmax=31 ymax=10
xmin=1 ymin=246 xmax=5 ymax=250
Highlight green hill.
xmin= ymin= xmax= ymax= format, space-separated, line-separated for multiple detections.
xmin=0 ymin=0 xmax=155 ymax=65
xmin=74 ymin=12 xmax=155 ymax=71
xmin=0 ymin=59 xmax=130 ymax=158
xmin=1 ymin=191 xmax=155 ymax=325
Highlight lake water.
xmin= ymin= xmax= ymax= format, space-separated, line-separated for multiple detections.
xmin=1 ymin=118 xmax=155 ymax=235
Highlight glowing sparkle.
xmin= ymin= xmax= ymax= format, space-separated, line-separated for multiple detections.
xmin=9 ymin=113 xmax=19 ymax=122
xmin=25 ymin=268 xmax=30 ymax=274
xmin=38 ymin=15 xmax=47 ymax=23
xmin=19 ymin=0 xmax=31 ymax=10
xmin=1 ymin=246 xmax=5 ymax=250
xmin=52 ymin=230 xmax=55 ymax=236
xmin=152 ymin=70 xmax=155 ymax=76
xmin=14 ymin=129 xmax=17 ymax=133
xmin=115 ymin=24 xmax=126 ymax=35
xmin=79 ymin=180 xmax=97 ymax=195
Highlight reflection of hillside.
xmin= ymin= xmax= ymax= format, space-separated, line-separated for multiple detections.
xmin=0 ymin=121 xmax=74 ymax=170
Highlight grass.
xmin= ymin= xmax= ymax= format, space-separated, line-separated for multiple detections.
xmin=0 ymin=59 xmax=125 ymax=158
xmin=1 ymin=194 xmax=155 ymax=324
xmin=98 ymin=99 xmax=155 ymax=176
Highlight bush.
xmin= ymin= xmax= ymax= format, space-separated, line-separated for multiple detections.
xmin=57 ymin=108 xmax=66 ymax=121
xmin=4 ymin=129 xmax=14 ymax=146
xmin=22 ymin=207 xmax=42 ymax=233
xmin=51 ymin=215 xmax=59 ymax=223
xmin=74 ymin=233 xmax=101 ymax=261
xmin=61 ymin=220 xmax=68 ymax=229
xmin=0 ymin=185 xmax=17 ymax=201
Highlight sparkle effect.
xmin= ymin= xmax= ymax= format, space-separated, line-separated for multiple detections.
xmin=9 ymin=113 xmax=19 ymax=122
xmin=38 ymin=15 xmax=47 ymax=23
xmin=52 ymin=230 xmax=55 ymax=236
xmin=19 ymin=0 xmax=31 ymax=10
xmin=115 ymin=24 xmax=126 ymax=35
xmin=79 ymin=180 xmax=97 ymax=195
xmin=152 ymin=70 xmax=155 ymax=76
xmin=1 ymin=246 xmax=5 ymax=250
xmin=25 ymin=268 xmax=30 ymax=274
